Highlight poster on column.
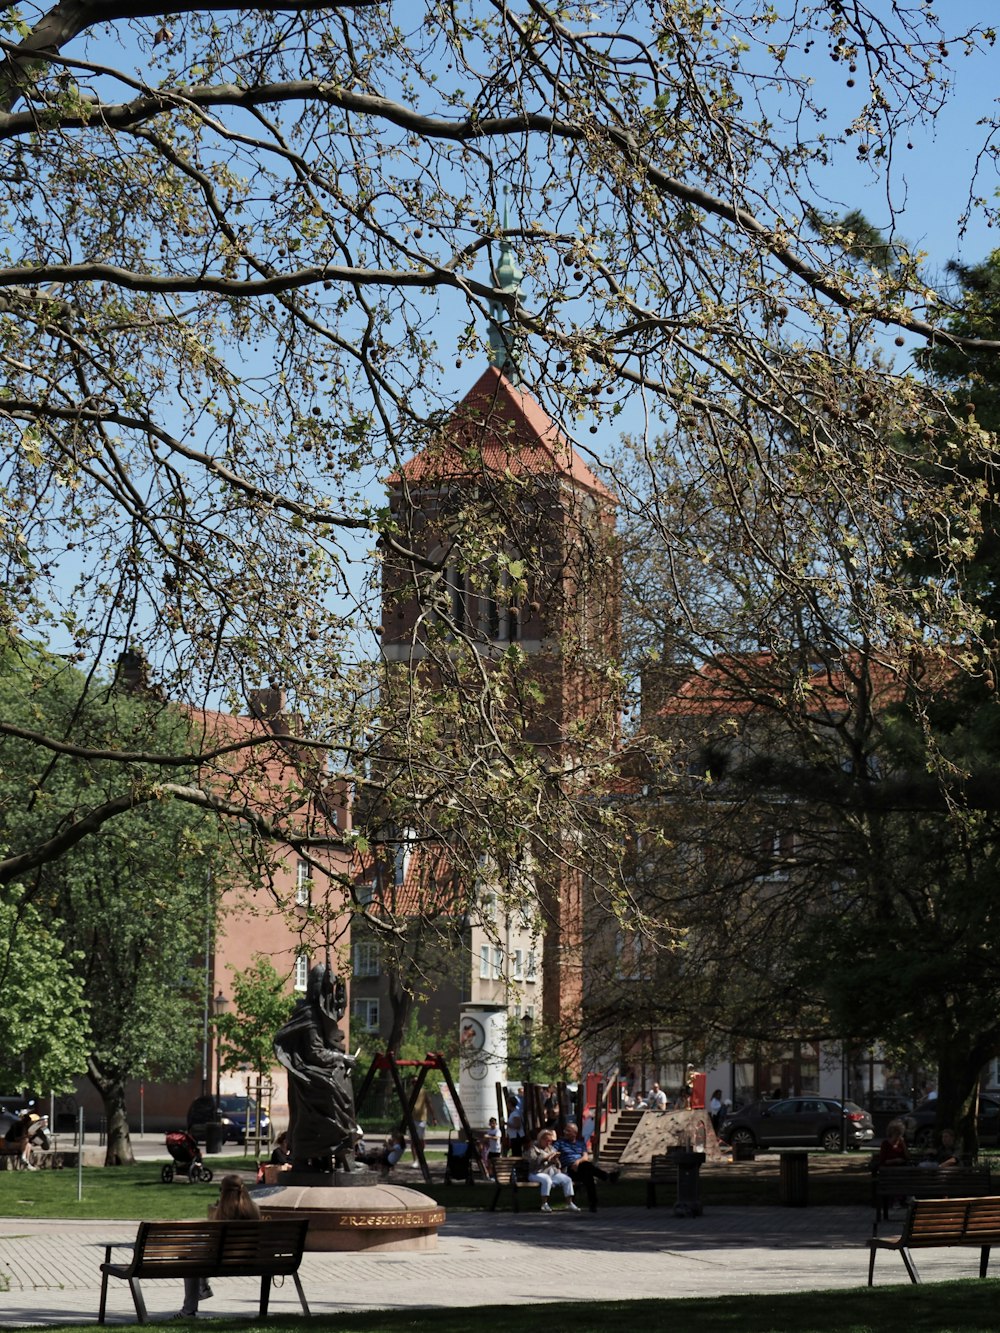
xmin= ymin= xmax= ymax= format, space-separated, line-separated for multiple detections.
xmin=458 ymin=1006 xmax=507 ymax=1127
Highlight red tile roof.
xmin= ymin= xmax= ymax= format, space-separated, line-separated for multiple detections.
xmin=389 ymin=367 xmax=614 ymax=502
xmin=653 ymin=650 xmax=948 ymax=721
xmin=353 ymin=843 xmax=467 ymax=918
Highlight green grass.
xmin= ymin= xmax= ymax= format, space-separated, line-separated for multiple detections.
xmin=11 ymin=1285 xmax=1000 ymax=1333
xmin=0 ymin=1156 xmax=880 ymax=1218
xmin=0 ymin=1157 xmax=253 ymax=1220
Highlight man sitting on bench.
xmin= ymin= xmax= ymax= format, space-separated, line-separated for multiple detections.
xmin=554 ymin=1122 xmax=619 ymax=1213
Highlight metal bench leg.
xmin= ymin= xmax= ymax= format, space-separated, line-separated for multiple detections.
xmin=511 ymin=1184 xmax=519 ymax=1213
xmin=259 ymin=1273 xmax=271 ymax=1318
xmin=867 ymin=1245 xmax=877 ymax=1287
xmin=127 ymin=1277 xmax=148 ymax=1323
xmin=980 ymin=1245 xmax=991 ymax=1279
xmin=97 ymin=1271 xmax=110 ymax=1323
xmin=899 ymin=1247 xmax=920 ymax=1284
xmin=292 ymin=1271 xmax=310 ymax=1315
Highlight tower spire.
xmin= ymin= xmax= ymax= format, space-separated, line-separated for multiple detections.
xmin=487 ymin=189 xmax=523 ymax=383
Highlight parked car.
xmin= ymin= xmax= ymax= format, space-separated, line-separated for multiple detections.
xmin=185 ymin=1095 xmax=271 ymax=1145
xmin=720 ymin=1095 xmax=875 ymax=1152
xmin=867 ymin=1091 xmax=914 ymax=1138
xmin=902 ymin=1094 xmax=1000 ymax=1151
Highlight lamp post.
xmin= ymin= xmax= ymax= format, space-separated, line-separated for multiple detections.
xmin=213 ymin=990 xmax=228 ymax=1109
xmin=519 ymin=1012 xmax=533 ymax=1086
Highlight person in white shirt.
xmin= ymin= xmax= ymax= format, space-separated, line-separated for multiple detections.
xmin=648 ymin=1083 xmax=668 ymax=1112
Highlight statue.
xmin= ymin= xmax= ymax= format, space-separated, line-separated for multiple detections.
xmin=274 ymin=962 xmax=363 ymax=1173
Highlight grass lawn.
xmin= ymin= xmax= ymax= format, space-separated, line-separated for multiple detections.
xmin=0 ymin=1154 xmax=884 ymax=1218
xmin=11 ymin=1285 xmax=1000 ymax=1333
xmin=0 ymin=1158 xmax=253 ymax=1220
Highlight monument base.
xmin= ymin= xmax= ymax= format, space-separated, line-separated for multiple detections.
xmin=253 ymin=1181 xmax=445 ymax=1252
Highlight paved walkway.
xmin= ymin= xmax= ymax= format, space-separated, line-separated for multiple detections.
xmin=0 ymin=1202 xmax=990 ymax=1326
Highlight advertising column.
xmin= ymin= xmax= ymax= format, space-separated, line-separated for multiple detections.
xmin=458 ymin=1006 xmax=508 ymax=1127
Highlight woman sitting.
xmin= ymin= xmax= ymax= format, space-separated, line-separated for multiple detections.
xmin=174 ymin=1175 xmax=259 ymax=1320
xmin=524 ymin=1128 xmax=579 ymax=1213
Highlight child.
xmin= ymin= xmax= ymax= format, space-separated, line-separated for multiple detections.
xmin=484 ymin=1116 xmax=502 ymax=1164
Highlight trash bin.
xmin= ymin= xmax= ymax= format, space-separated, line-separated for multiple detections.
xmin=205 ymin=1122 xmax=226 ymax=1154
xmin=673 ymin=1149 xmax=704 ymax=1217
xmin=778 ymin=1150 xmax=809 ymax=1207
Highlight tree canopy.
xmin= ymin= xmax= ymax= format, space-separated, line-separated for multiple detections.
xmin=0 ymin=640 xmax=225 ymax=1161
xmin=2 ymin=1 xmax=1000 ymax=1021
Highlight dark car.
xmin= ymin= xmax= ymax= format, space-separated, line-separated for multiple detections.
xmin=186 ymin=1095 xmax=271 ymax=1145
xmin=867 ymin=1091 xmax=914 ymax=1138
xmin=902 ymin=1094 xmax=1000 ymax=1151
xmin=720 ymin=1095 xmax=875 ymax=1152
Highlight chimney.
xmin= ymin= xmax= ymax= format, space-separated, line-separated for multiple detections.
xmin=115 ymin=649 xmax=150 ymax=695
xmin=248 ymin=686 xmax=291 ymax=735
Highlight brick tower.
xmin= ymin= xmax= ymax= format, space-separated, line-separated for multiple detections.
xmin=381 ymin=349 xmax=620 ymax=1042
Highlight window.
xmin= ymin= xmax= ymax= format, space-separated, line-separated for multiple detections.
xmin=525 ymin=950 xmax=537 ymax=983
xmin=358 ymin=878 xmax=375 ymax=906
xmin=295 ymin=859 xmax=311 ymax=907
xmin=394 ymin=828 xmax=415 ymax=887
xmin=493 ymin=947 xmax=503 ymax=980
xmin=512 ymin=949 xmax=524 ymax=981
xmin=352 ymin=998 xmax=380 ymax=1032
xmin=757 ymin=829 xmax=795 ymax=880
xmin=293 ymin=954 xmax=309 ymax=991
xmin=480 ymin=944 xmax=491 ymax=979
xmin=353 ymin=942 xmax=379 ymax=977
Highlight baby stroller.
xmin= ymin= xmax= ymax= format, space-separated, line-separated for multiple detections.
xmin=161 ymin=1130 xmax=213 ymax=1184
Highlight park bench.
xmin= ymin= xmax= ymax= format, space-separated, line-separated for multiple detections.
xmin=871 ymin=1164 xmax=991 ymax=1232
xmin=868 ymin=1195 xmax=1000 ymax=1285
xmin=487 ymin=1157 xmax=541 ymax=1212
xmin=646 ymin=1154 xmax=679 ymax=1208
xmin=97 ymin=1218 xmax=310 ymax=1323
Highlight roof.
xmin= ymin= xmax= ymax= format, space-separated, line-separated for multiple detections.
xmin=353 ymin=842 xmax=467 ymax=919
xmin=652 ymin=649 xmax=950 ymax=722
xmin=389 ymin=367 xmax=615 ymax=502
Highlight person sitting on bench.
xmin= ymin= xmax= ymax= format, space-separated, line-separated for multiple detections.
xmin=174 ymin=1175 xmax=259 ymax=1320
xmin=554 ymin=1121 xmax=620 ymax=1213
xmin=524 ymin=1129 xmax=579 ymax=1213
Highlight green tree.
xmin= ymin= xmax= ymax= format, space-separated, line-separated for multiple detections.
xmin=215 ymin=954 xmax=294 ymax=1081
xmin=0 ymin=895 xmax=89 ymax=1093
xmin=0 ymin=637 xmax=225 ymax=1163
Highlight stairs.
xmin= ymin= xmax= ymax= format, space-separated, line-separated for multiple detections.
xmin=598 ymin=1108 xmax=644 ymax=1163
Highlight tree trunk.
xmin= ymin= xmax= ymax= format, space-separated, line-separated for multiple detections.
xmin=384 ymin=977 xmax=414 ymax=1058
xmin=87 ymin=1059 xmax=135 ymax=1166
xmin=934 ymin=1040 xmax=992 ymax=1157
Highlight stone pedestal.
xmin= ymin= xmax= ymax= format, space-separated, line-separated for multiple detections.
xmin=253 ymin=1177 xmax=444 ymax=1253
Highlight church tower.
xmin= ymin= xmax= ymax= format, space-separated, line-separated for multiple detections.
xmin=380 ymin=227 xmax=620 ymax=1047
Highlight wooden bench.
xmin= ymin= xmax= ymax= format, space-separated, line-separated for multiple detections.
xmin=871 ymin=1164 xmax=991 ymax=1232
xmin=487 ymin=1157 xmax=541 ymax=1212
xmin=646 ymin=1154 xmax=679 ymax=1208
xmin=868 ymin=1195 xmax=1000 ymax=1285
xmin=98 ymin=1218 xmax=310 ymax=1323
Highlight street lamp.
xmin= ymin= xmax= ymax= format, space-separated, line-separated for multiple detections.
xmin=213 ymin=990 xmax=228 ymax=1108
xmin=519 ymin=1011 xmax=533 ymax=1086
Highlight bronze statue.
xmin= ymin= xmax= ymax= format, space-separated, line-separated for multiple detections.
xmin=274 ymin=963 xmax=362 ymax=1172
